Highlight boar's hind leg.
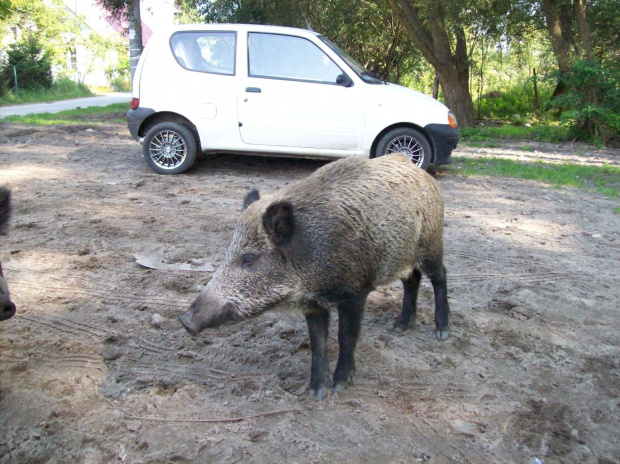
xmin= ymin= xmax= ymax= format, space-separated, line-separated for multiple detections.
xmin=333 ymin=292 xmax=367 ymax=392
xmin=395 ymin=268 xmax=422 ymax=331
xmin=305 ymin=307 xmax=330 ymax=400
xmin=424 ymin=260 xmax=450 ymax=341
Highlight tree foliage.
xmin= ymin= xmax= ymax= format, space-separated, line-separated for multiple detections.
xmin=0 ymin=0 xmax=83 ymax=67
xmin=95 ymin=0 xmax=143 ymax=82
xmin=0 ymin=35 xmax=52 ymax=93
xmin=549 ymin=60 xmax=620 ymax=143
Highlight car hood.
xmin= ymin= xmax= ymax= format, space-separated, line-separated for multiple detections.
xmin=367 ymin=82 xmax=451 ymax=126
xmin=385 ymin=83 xmax=448 ymax=108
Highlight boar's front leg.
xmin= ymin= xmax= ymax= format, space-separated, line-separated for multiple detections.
xmin=305 ymin=307 xmax=330 ymax=400
xmin=333 ymin=292 xmax=368 ymax=392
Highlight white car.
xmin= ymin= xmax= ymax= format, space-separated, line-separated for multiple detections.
xmin=127 ymin=24 xmax=459 ymax=174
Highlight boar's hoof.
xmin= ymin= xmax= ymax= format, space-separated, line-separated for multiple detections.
xmin=178 ymin=313 xmax=199 ymax=336
xmin=334 ymin=374 xmax=354 ymax=393
xmin=308 ymin=387 xmax=327 ymax=400
xmin=436 ymin=328 xmax=450 ymax=341
xmin=392 ymin=321 xmax=413 ymax=333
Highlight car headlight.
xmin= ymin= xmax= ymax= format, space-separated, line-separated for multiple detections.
xmin=448 ymin=111 xmax=458 ymax=129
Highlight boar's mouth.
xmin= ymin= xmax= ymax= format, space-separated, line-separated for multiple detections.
xmin=178 ymin=302 xmax=235 ymax=336
xmin=179 ymin=299 xmax=280 ymax=336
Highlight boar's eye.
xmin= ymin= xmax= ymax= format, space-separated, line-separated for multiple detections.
xmin=240 ymin=253 xmax=258 ymax=269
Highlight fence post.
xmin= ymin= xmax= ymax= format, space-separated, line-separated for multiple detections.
xmin=13 ymin=66 xmax=18 ymax=94
xmin=533 ymin=68 xmax=538 ymax=109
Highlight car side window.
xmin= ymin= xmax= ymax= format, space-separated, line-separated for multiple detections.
xmin=248 ymin=33 xmax=342 ymax=84
xmin=170 ymin=31 xmax=236 ymax=75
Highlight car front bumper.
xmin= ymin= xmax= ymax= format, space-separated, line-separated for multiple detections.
xmin=425 ymin=123 xmax=460 ymax=166
xmin=127 ymin=107 xmax=155 ymax=140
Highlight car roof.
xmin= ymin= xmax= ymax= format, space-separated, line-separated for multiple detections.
xmin=161 ymin=23 xmax=320 ymax=38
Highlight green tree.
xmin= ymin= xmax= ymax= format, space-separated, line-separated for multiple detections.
xmin=1 ymin=0 xmax=83 ymax=68
xmin=549 ymin=60 xmax=620 ymax=143
xmin=385 ymin=0 xmax=502 ymax=127
xmin=0 ymin=35 xmax=52 ymax=93
xmin=96 ymin=0 xmax=143 ymax=83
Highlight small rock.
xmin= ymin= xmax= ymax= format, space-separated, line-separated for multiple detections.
xmin=151 ymin=313 xmax=165 ymax=328
xmin=102 ymin=347 xmax=123 ymax=361
xmin=85 ymin=128 xmax=95 ymax=132
xmin=591 ymin=233 xmax=601 ymax=239
xmin=451 ymin=420 xmax=479 ymax=437
xmin=126 ymin=420 xmax=142 ymax=432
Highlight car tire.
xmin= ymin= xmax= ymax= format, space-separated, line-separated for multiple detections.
xmin=375 ymin=127 xmax=432 ymax=170
xmin=142 ymin=122 xmax=198 ymax=175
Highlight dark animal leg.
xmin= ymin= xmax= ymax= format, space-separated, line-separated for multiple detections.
xmin=395 ymin=268 xmax=422 ymax=331
xmin=305 ymin=307 xmax=330 ymax=400
xmin=425 ymin=262 xmax=450 ymax=341
xmin=333 ymin=293 xmax=367 ymax=392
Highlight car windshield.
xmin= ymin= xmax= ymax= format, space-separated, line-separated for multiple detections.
xmin=318 ymin=36 xmax=384 ymax=85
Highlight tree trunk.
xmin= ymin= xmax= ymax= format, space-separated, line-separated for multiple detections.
xmin=541 ymin=0 xmax=571 ymax=73
xmin=437 ymin=70 xmax=476 ymax=128
xmin=386 ymin=0 xmax=476 ymax=127
xmin=573 ymin=0 xmax=594 ymax=60
xmin=127 ymin=0 xmax=143 ymax=84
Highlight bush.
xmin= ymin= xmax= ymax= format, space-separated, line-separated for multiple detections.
xmin=549 ymin=60 xmax=620 ymax=144
xmin=51 ymin=77 xmax=91 ymax=94
xmin=109 ymin=77 xmax=131 ymax=92
xmin=0 ymin=36 xmax=53 ymax=95
xmin=0 ymin=76 xmax=93 ymax=106
xmin=475 ymin=80 xmax=554 ymax=121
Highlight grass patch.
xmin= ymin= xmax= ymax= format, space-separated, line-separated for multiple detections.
xmin=452 ymin=157 xmax=620 ymax=197
xmin=461 ymin=124 xmax=569 ymax=143
xmin=613 ymin=207 xmax=620 ymax=214
xmin=0 ymin=102 xmax=128 ymax=125
xmin=465 ymin=141 xmax=502 ymax=148
xmin=0 ymin=78 xmax=94 ymax=106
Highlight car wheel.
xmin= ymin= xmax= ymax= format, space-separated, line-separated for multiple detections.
xmin=375 ymin=127 xmax=431 ymax=170
xmin=142 ymin=122 xmax=198 ymax=174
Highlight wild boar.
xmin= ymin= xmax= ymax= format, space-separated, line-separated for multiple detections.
xmin=179 ymin=153 xmax=450 ymax=399
xmin=0 ymin=187 xmax=16 ymax=321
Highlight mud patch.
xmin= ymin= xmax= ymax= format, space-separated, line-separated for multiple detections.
xmin=0 ymin=122 xmax=619 ymax=463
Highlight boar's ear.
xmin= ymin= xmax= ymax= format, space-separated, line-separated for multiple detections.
xmin=242 ymin=188 xmax=260 ymax=210
xmin=0 ymin=187 xmax=11 ymax=236
xmin=262 ymin=201 xmax=295 ymax=246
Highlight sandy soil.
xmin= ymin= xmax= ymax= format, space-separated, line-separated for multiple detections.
xmin=0 ymin=122 xmax=619 ymax=464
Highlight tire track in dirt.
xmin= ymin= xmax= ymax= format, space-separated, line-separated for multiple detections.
xmin=8 ymin=273 xmax=191 ymax=312
xmin=17 ymin=314 xmax=111 ymax=340
xmin=6 ymin=259 xmax=583 ymax=310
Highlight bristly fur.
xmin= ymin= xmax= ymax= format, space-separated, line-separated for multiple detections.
xmin=181 ymin=153 xmax=451 ymax=396
xmin=0 ymin=187 xmax=11 ymax=236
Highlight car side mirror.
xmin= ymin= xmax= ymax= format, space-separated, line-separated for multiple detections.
xmin=336 ymin=74 xmax=353 ymax=87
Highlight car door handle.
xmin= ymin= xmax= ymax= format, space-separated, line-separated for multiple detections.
xmin=245 ymin=87 xmax=261 ymax=93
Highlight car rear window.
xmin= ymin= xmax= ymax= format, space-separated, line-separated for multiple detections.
xmin=170 ymin=31 xmax=236 ymax=75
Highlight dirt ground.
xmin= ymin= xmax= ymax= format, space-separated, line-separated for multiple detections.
xmin=0 ymin=121 xmax=619 ymax=464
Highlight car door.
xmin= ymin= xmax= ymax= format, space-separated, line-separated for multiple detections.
xmin=237 ymin=32 xmax=367 ymax=151
xmin=163 ymin=30 xmax=240 ymax=148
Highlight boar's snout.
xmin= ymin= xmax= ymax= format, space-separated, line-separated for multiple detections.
xmin=0 ymin=298 xmax=15 ymax=321
xmin=179 ymin=295 xmax=234 ymax=336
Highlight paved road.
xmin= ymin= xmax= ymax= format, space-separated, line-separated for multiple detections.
xmin=0 ymin=93 xmax=131 ymax=118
